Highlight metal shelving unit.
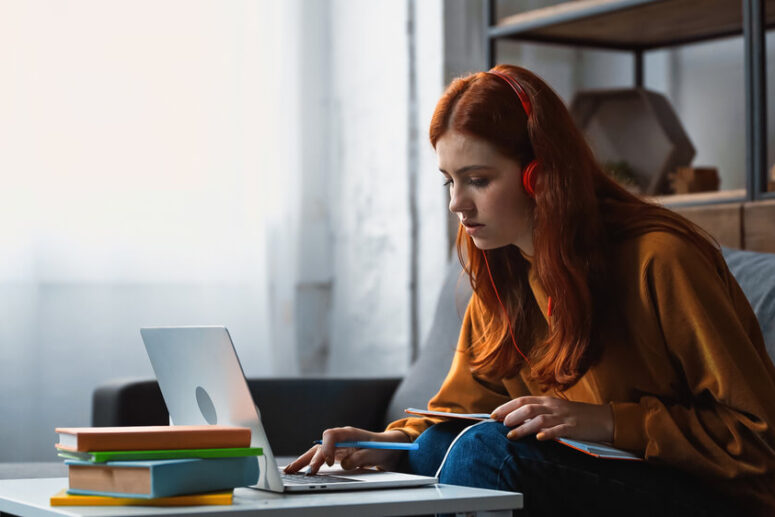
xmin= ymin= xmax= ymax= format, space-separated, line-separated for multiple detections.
xmin=485 ymin=0 xmax=774 ymax=206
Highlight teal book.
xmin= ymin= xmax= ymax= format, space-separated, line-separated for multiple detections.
xmin=57 ymin=447 xmax=262 ymax=463
xmin=65 ymin=457 xmax=259 ymax=499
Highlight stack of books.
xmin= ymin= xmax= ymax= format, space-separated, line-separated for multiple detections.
xmin=52 ymin=425 xmax=262 ymax=506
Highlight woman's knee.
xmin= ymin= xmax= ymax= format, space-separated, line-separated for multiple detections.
xmin=446 ymin=421 xmax=512 ymax=457
xmin=437 ymin=421 xmax=516 ymax=488
xmin=405 ymin=420 xmax=470 ymax=476
xmin=438 ymin=423 xmax=566 ymax=491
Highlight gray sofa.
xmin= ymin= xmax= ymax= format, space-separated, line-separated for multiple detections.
xmin=91 ymin=247 xmax=775 ymax=456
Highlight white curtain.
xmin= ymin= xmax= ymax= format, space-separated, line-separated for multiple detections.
xmin=0 ymin=0 xmax=301 ymax=461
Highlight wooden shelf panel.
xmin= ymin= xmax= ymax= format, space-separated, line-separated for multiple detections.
xmin=649 ymin=188 xmax=747 ymax=207
xmin=493 ymin=0 xmax=775 ymax=50
xmin=670 ymin=202 xmax=743 ymax=248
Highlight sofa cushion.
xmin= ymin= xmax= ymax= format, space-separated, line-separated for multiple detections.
xmin=721 ymin=247 xmax=775 ymax=363
xmin=384 ymin=257 xmax=471 ymax=425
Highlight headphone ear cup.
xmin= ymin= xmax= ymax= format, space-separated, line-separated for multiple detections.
xmin=522 ymin=160 xmax=538 ymax=196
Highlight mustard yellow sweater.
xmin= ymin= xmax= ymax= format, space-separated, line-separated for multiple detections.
xmin=386 ymin=231 xmax=775 ymax=515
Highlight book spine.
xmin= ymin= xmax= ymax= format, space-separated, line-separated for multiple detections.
xmin=51 ymin=490 xmax=232 ymax=506
xmin=73 ymin=429 xmax=251 ymax=452
xmin=59 ymin=447 xmax=263 ymax=463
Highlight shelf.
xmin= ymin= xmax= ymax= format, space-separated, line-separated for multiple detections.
xmin=649 ymin=188 xmax=747 ymax=207
xmin=491 ymin=0 xmax=775 ymax=51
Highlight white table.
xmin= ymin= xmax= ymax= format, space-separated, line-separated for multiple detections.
xmin=0 ymin=477 xmax=522 ymax=517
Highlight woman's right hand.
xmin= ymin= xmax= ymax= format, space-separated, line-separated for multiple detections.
xmin=283 ymin=427 xmax=410 ymax=475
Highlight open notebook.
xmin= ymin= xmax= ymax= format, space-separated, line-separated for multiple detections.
xmin=405 ymin=408 xmax=642 ymax=461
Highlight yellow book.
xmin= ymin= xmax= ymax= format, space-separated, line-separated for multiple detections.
xmin=49 ymin=489 xmax=232 ymax=506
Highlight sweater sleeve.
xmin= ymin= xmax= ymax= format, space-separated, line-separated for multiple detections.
xmin=385 ymin=296 xmax=515 ymax=440
xmin=611 ymin=234 xmax=775 ymax=481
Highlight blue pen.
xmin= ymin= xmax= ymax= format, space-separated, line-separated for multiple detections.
xmin=312 ymin=440 xmax=419 ymax=451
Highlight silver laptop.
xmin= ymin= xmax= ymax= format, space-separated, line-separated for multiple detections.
xmin=140 ymin=326 xmax=438 ymax=492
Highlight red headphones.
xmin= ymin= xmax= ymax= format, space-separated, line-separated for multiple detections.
xmin=488 ymin=70 xmax=538 ymax=197
xmin=521 ymin=160 xmax=538 ymax=197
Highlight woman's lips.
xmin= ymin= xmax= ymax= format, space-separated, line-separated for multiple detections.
xmin=463 ymin=223 xmax=484 ymax=236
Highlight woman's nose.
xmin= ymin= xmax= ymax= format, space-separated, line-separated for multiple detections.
xmin=448 ymin=185 xmax=471 ymax=215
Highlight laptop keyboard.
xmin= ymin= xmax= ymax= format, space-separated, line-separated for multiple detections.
xmin=281 ymin=472 xmax=359 ymax=485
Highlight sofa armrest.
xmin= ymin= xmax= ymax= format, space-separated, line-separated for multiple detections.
xmin=92 ymin=377 xmax=169 ymax=427
xmin=92 ymin=377 xmax=402 ymax=456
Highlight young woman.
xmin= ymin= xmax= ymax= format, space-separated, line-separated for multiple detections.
xmin=286 ymin=65 xmax=775 ymax=516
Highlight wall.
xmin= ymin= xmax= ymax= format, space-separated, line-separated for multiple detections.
xmin=326 ymin=0 xmax=416 ymax=375
xmin=294 ymin=0 xmax=447 ymax=376
xmin=414 ymin=0 xmax=450 ymax=359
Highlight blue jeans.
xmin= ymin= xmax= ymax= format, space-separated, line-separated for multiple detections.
xmin=402 ymin=420 xmax=735 ymax=517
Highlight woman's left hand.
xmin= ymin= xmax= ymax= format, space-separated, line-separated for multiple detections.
xmin=490 ymin=396 xmax=614 ymax=444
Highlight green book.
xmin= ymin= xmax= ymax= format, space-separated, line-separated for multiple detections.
xmin=56 ymin=446 xmax=262 ymax=463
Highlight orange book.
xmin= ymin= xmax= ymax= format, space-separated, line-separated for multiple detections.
xmin=50 ymin=488 xmax=232 ymax=506
xmin=55 ymin=425 xmax=251 ymax=452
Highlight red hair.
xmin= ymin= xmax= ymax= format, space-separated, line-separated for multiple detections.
xmin=431 ymin=65 xmax=719 ymax=391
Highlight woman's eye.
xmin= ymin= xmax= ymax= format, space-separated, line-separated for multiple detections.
xmin=442 ymin=178 xmax=452 ymax=187
xmin=470 ymin=178 xmax=489 ymax=188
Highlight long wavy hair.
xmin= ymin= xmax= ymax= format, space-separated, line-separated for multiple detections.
xmin=430 ymin=65 xmax=719 ymax=391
